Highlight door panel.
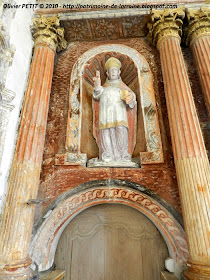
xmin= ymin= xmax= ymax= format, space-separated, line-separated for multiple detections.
xmin=105 ymin=229 xmax=144 ymax=280
xmin=54 ymin=204 xmax=169 ymax=280
xmin=71 ymin=229 xmax=105 ymax=280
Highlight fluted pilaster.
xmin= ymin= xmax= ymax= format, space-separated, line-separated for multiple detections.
xmin=0 ymin=15 xmax=66 ymax=279
xmin=185 ymin=8 xmax=210 ymax=118
xmin=148 ymin=8 xmax=210 ymax=280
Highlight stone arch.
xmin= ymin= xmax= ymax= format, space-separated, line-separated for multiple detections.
xmin=58 ymin=44 xmax=163 ymax=166
xmin=31 ymin=180 xmax=188 ymax=277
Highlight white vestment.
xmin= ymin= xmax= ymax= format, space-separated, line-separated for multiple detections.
xmin=93 ymin=78 xmax=136 ymax=162
xmin=94 ymin=86 xmax=127 ymax=129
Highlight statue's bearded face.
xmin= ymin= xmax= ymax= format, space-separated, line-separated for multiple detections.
xmin=108 ymin=67 xmax=120 ymax=80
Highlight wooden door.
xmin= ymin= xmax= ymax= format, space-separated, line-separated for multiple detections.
xmin=54 ymin=204 xmax=169 ymax=280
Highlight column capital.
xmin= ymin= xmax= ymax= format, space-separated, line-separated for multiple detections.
xmin=184 ymin=7 xmax=210 ymax=47
xmin=32 ymin=15 xmax=67 ymax=52
xmin=147 ymin=7 xmax=185 ymax=49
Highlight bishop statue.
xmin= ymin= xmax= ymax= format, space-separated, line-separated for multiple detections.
xmin=89 ymin=57 xmax=138 ymax=167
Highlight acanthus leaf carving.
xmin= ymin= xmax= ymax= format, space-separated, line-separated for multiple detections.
xmin=32 ymin=15 xmax=67 ymax=52
xmin=147 ymin=7 xmax=185 ymax=48
xmin=184 ymin=7 xmax=210 ymax=46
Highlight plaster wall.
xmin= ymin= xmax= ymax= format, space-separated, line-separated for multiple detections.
xmin=0 ymin=0 xmax=35 ymax=215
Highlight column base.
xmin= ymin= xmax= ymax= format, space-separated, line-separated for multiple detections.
xmin=0 ymin=267 xmax=34 ymax=279
xmin=0 ymin=258 xmax=35 ymax=279
xmin=184 ymin=263 xmax=210 ymax=280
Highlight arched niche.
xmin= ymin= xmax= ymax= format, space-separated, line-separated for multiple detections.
xmin=30 ymin=181 xmax=188 ymax=279
xmin=81 ymin=52 xmax=145 ymax=160
xmin=55 ymin=44 xmax=164 ymax=166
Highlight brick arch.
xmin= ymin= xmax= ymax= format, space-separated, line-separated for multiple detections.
xmin=31 ymin=181 xmax=188 ymax=275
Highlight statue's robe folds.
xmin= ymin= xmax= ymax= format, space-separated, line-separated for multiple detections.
xmin=93 ymin=78 xmax=137 ymax=161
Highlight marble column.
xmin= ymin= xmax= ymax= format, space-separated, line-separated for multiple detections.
xmin=185 ymin=7 xmax=210 ymax=118
xmin=0 ymin=15 xmax=66 ymax=279
xmin=148 ymin=8 xmax=210 ymax=280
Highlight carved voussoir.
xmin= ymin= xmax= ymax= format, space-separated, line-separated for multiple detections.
xmin=32 ymin=15 xmax=67 ymax=52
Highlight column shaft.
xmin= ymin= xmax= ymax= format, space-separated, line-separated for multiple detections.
xmin=159 ymin=36 xmax=210 ymax=279
xmin=191 ymin=36 xmax=210 ymax=117
xmin=0 ymin=15 xmax=66 ymax=278
xmin=0 ymin=44 xmax=55 ymax=278
xmin=185 ymin=8 xmax=210 ymax=119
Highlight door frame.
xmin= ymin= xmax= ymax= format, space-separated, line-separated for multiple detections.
xmin=31 ymin=180 xmax=188 ymax=278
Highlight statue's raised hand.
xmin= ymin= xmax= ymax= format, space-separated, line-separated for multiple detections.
xmin=93 ymin=70 xmax=101 ymax=89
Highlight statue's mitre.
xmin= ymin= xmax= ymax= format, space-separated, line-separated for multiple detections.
xmin=105 ymin=57 xmax=121 ymax=70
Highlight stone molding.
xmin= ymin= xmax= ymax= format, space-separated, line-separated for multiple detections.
xmin=32 ymin=15 xmax=67 ymax=52
xmin=184 ymin=7 xmax=210 ymax=46
xmin=147 ymin=7 xmax=185 ymax=49
xmin=61 ymin=16 xmax=147 ymax=42
xmin=31 ymin=182 xmax=188 ymax=274
xmin=33 ymin=8 xmax=210 ymax=48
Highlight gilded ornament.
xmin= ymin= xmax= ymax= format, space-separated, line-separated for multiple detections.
xmin=147 ymin=7 xmax=185 ymax=49
xmin=32 ymin=15 xmax=67 ymax=52
xmin=184 ymin=7 xmax=210 ymax=46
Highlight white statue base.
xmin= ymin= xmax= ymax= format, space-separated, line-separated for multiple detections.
xmin=87 ymin=158 xmax=139 ymax=168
